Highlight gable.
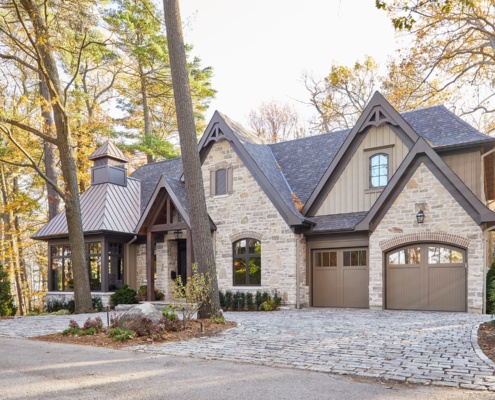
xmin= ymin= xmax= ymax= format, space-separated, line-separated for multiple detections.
xmin=315 ymin=123 xmax=411 ymax=216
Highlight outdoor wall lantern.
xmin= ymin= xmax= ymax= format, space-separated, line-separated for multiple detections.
xmin=173 ymin=230 xmax=183 ymax=240
xmin=416 ymin=209 xmax=425 ymax=224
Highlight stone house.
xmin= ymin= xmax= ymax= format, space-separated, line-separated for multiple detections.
xmin=34 ymin=92 xmax=495 ymax=313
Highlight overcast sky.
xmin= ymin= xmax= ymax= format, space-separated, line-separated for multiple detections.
xmin=178 ymin=0 xmax=399 ymax=128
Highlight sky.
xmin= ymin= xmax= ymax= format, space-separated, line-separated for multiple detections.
xmin=178 ymin=0 xmax=399 ymax=128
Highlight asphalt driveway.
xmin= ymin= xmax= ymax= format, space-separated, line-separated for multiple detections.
xmin=1 ymin=308 xmax=494 ymax=391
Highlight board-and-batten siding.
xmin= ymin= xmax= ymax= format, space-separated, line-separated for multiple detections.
xmin=441 ymin=150 xmax=481 ymax=199
xmin=316 ymin=125 xmax=409 ymax=215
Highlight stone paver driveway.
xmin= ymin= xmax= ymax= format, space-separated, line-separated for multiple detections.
xmin=1 ymin=308 xmax=494 ymax=390
xmin=128 ymin=308 xmax=495 ymax=391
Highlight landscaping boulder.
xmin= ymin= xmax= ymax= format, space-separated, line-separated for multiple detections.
xmin=118 ymin=303 xmax=162 ymax=331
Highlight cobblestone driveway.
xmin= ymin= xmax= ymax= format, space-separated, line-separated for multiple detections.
xmin=128 ymin=308 xmax=495 ymax=391
xmin=1 ymin=308 xmax=494 ymax=390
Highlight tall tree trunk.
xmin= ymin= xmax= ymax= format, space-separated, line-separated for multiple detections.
xmin=21 ymin=0 xmax=93 ymax=313
xmin=39 ymin=76 xmax=60 ymax=220
xmin=14 ymin=212 xmax=32 ymax=312
xmin=139 ymin=62 xmax=154 ymax=163
xmin=0 ymin=165 xmax=23 ymax=315
xmin=163 ymin=0 xmax=219 ymax=317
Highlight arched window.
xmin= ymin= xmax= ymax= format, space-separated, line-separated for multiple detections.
xmin=369 ymin=153 xmax=388 ymax=188
xmin=233 ymin=238 xmax=261 ymax=286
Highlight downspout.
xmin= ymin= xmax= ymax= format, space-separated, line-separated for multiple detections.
xmin=296 ymin=234 xmax=300 ymax=309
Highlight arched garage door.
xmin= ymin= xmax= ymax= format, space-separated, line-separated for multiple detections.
xmin=386 ymin=244 xmax=466 ymax=312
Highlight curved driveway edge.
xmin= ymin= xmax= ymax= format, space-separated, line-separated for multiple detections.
xmin=126 ymin=308 xmax=495 ymax=391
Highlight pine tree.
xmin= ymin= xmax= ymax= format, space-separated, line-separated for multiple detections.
xmin=0 ymin=264 xmax=17 ymax=316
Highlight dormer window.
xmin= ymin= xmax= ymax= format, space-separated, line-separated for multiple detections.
xmin=369 ymin=153 xmax=389 ymax=188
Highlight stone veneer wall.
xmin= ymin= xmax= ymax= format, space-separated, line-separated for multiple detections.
xmin=369 ymin=163 xmax=485 ymax=313
xmin=203 ymin=139 xmax=307 ymax=306
xmin=135 ymin=234 xmax=177 ymax=299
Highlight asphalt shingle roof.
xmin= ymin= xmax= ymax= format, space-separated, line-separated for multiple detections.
xmin=402 ymin=105 xmax=495 ymax=148
xmin=307 ymin=212 xmax=368 ymax=232
xmin=130 ymin=158 xmax=182 ymax=213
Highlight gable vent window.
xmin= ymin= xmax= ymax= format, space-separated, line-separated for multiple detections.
xmin=210 ymin=167 xmax=233 ymax=196
xmin=369 ymin=153 xmax=388 ymax=188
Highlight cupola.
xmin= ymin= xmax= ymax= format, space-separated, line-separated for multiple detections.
xmin=88 ymin=140 xmax=128 ymax=186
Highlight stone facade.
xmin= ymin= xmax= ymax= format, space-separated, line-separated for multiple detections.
xmin=369 ymin=163 xmax=485 ymax=313
xmin=203 ymin=139 xmax=308 ymax=306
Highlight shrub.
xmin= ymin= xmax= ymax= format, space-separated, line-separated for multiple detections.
xmin=255 ymin=291 xmax=263 ymax=310
xmin=46 ymin=298 xmax=69 ymax=313
xmin=110 ymin=285 xmax=139 ymax=307
xmin=224 ymin=290 xmax=233 ymax=311
xmin=487 ymin=260 xmax=495 ymax=314
xmin=246 ymin=292 xmax=255 ymax=311
xmin=210 ymin=309 xmax=225 ymax=324
xmin=92 ymin=296 xmax=103 ymax=312
xmin=107 ymin=327 xmax=133 ymax=342
xmin=219 ymin=291 xmax=226 ymax=309
xmin=169 ymin=263 xmax=211 ymax=325
xmin=109 ymin=313 xmax=120 ymax=328
xmin=52 ymin=309 xmax=71 ymax=315
xmin=80 ymin=327 xmax=97 ymax=336
xmin=162 ymin=304 xmax=178 ymax=321
xmin=62 ymin=327 xmax=81 ymax=336
xmin=83 ymin=316 xmax=103 ymax=331
xmin=0 ymin=264 xmax=17 ymax=316
xmin=273 ymin=291 xmax=282 ymax=308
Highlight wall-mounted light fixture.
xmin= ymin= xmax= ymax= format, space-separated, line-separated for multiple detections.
xmin=173 ymin=230 xmax=183 ymax=240
xmin=416 ymin=209 xmax=425 ymax=224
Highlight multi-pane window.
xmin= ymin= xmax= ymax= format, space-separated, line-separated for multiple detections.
xmin=50 ymin=241 xmax=121 ymax=292
xmin=51 ymin=245 xmax=72 ymax=291
xmin=233 ymin=238 xmax=261 ymax=286
xmin=369 ymin=153 xmax=388 ymax=188
xmin=388 ymin=247 xmax=421 ymax=265
xmin=343 ymin=250 xmax=367 ymax=267
xmin=428 ymin=246 xmax=464 ymax=264
xmin=314 ymin=251 xmax=337 ymax=267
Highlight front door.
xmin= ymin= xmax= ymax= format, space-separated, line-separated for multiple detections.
xmin=177 ymin=240 xmax=187 ymax=285
xmin=312 ymin=248 xmax=369 ymax=308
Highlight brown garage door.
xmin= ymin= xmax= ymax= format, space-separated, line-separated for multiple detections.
xmin=386 ymin=244 xmax=466 ymax=312
xmin=313 ymin=248 xmax=369 ymax=308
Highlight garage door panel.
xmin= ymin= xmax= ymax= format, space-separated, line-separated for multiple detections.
xmin=387 ymin=267 xmax=422 ymax=310
xmin=313 ymin=269 xmax=340 ymax=307
xmin=386 ymin=244 xmax=466 ymax=312
xmin=343 ymin=269 xmax=368 ymax=308
xmin=313 ymin=248 xmax=368 ymax=308
xmin=428 ymin=267 xmax=465 ymax=311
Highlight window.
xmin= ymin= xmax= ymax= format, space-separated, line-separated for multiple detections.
xmin=369 ymin=153 xmax=389 ymax=188
xmin=50 ymin=242 xmax=109 ymax=292
xmin=108 ymin=242 xmax=124 ymax=291
xmin=215 ymin=169 xmax=227 ymax=195
xmin=428 ymin=246 xmax=464 ymax=264
xmin=210 ymin=167 xmax=233 ymax=196
xmin=314 ymin=251 xmax=337 ymax=267
xmin=388 ymin=247 xmax=421 ymax=265
xmin=343 ymin=250 xmax=367 ymax=267
xmin=233 ymin=238 xmax=261 ymax=286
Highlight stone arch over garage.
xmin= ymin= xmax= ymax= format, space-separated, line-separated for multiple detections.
xmin=379 ymin=232 xmax=471 ymax=252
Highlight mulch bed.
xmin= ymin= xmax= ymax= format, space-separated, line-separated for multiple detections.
xmin=31 ymin=319 xmax=236 ymax=350
xmin=478 ymin=321 xmax=495 ymax=363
